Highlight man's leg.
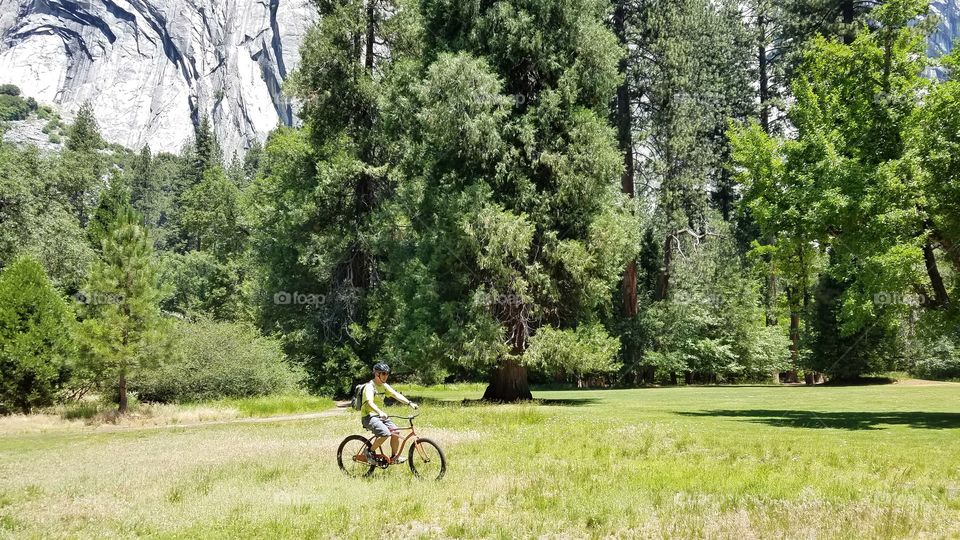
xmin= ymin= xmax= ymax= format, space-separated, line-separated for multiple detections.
xmin=390 ymin=433 xmax=400 ymax=458
xmin=371 ymin=436 xmax=388 ymax=455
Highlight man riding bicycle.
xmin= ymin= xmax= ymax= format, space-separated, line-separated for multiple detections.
xmin=361 ymin=363 xmax=418 ymax=464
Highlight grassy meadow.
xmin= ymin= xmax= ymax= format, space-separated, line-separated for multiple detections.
xmin=1 ymin=382 xmax=959 ymax=538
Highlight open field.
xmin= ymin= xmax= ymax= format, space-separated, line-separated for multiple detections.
xmin=1 ymin=382 xmax=959 ymax=538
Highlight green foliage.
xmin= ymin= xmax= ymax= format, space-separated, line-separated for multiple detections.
xmin=191 ymin=116 xmax=221 ymax=183
xmin=0 ymin=94 xmax=31 ymax=121
xmin=909 ymin=336 xmax=960 ymax=380
xmin=64 ymin=102 xmax=104 ymax=153
xmin=730 ymin=2 xmax=943 ymax=379
xmin=524 ymin=323 xmax=621 ymax=382
xmin=75 ymin=208 xmax=168 ymax=410
xmin=158 ymin=251 xmax=249 ymax=321
xmin=0 ymin=257 xmax=75 ymax=414
xmin=0 ymin=145 xmax=94 ymax=291
xmin=132 ymin=318 xmax=302 ymax=403
xmin=0 ymin=84 xmax=21 ymax=96
xmin=639 ymin=228 xmax=792 ymax=383
xmin=86 ymin=175 xmax=133 ymax=251
xmin=179 ymin=166 xmax=243 ymax=256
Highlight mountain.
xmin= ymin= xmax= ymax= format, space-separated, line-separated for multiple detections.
xmin=0 ymin=1 xmax=958 ymax=157
xmin=0 ymin=0 xmax=317 ymax=157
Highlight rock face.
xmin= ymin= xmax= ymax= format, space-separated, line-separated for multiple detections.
xmin=0 ymin=0 xmax=317 ymax=157
xmin=930 ymin=0 xmax=960 ymax=58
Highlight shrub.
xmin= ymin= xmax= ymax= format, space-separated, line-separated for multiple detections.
xmin=0 ymin=257 xmax=76 ymax=414
xmin=0 ymin=84 xmax=21 ymax=96
xmin=48 ymin=134 xmax=61 ymax=144
xmin=910 ymin=337 xmax=960 ymax=380
xmin=132 ymin=319 xmax=303 ymax=402
xmin=0 ymin=94 xmax=31 ymax=121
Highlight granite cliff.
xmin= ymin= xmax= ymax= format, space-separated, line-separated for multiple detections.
xmin=0 ymin=0 xmax=317 ymax=157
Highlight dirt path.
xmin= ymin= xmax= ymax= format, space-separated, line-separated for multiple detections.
xmin=92 ymin=405 xmax=353 ymax=433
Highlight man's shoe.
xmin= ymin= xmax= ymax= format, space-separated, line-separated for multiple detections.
xmin=391 ymin=455 xmax=407 ymax=464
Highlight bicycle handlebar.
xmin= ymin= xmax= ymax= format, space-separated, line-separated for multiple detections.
xmin=386 ymin=413 xmax=420 ymax=420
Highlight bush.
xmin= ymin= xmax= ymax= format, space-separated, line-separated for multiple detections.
xmin=0 ymin=94 xmax=31 ymax=121
xmin=910 ymin=337 xmax=960 ymax=380
xmin=132 ymin=319 xmax=303 ymax=403
xmin=0 ymin=84 xmax=21 ymax=96
xmin=0 ymin=257 xmax=76 ymax=414
xmin=38 ymin=107 xmax=58 ymax=122
xmin=48 ymin=134 xmax=61 ymax=144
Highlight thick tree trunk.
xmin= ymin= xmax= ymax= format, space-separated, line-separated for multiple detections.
xmin=922 ymin=240 xmax=949 ymax=308
xmin=483 ymin=359 xmax=533 ymax=401
xmin=613 ymin=0 xmax=637 ymax=320
xmin=118 ymin=371 xmax=128 ymax=414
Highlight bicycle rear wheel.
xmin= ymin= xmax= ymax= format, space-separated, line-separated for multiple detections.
xmin=408 ymin=437 xmax=446 ymax=480
xmin=337 ymin=435 xmax=376 ymax=477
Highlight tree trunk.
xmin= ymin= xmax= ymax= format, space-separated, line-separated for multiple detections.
xmin=118 ymin=371 xmax=128 ymax=414
xmin=655 ymin=234 xmax=673 ymax=301
xmin=922 ymin=240 xmax=949 ymax=308
xmin=841 ymin=0 xmax=855 ymax=45
xmin=483 ymin=359 xmax=533 ymax=401
xmin=758 ymin=14 xmax=770 ymax=134
xmin=613 ymin=0 xmax=638 ymax=321
xmin=786 ymin=287 xmax=800 ymax=383
xmin=365 ymin=0 xmax=375 ymax=72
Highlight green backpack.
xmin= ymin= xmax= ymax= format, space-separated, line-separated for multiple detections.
xmin=350 ymin=382 xmax=369 ymax=411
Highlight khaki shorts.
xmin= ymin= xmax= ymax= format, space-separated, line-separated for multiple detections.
xmin=362 ymin=415 xmax=399 ymax=437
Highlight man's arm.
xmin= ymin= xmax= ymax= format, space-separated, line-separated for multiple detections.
xmin=384 ymin=383 xmax=417 ymax=408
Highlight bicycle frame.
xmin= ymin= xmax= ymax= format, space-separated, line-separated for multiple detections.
xmin=357 ymin=415 xmax=432 ymax=462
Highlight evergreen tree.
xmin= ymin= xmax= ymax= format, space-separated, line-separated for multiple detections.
xmin=87 ymin=173 xmax=133 ymax=252
xmin=192 ymin=116 xmax=221 ymax=183
xmin=58 ymin=102 xmax=106 ymax=224
xmin=0 ymin=257 xmax=76 ymax=414
xmin=390 ymin=0 xmax=638 ymax=400
xmin=65 ymin=102 xmax=104 ymax=154
xmin=129 ymin=145 xmax=162 ymax=230
xmin=77 ymin=208 xmax=166 ymax=413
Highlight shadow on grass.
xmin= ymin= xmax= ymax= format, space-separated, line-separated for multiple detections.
xmin=679 ymin=409 xmax=960 ymax=430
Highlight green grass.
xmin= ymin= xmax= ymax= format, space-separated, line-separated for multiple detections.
xmin=204 ymin=394 xmax=334 ymax=417
xmin=1 ymin=383 xmax=959 ymax=538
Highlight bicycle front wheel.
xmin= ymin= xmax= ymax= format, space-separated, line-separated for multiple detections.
xmin=408 ymin=437 xmax=446 ymax=480
xmin=337 ymin=435 xmax=375 ymax=478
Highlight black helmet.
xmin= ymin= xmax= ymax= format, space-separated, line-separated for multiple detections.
xmin=372 ymin=362 xmax=391 ymax=374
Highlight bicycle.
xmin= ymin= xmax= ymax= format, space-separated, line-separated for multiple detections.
xmin=337 ymin=413 xmax=446 ymax=480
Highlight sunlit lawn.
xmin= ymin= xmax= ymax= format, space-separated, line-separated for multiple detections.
xmin=1 ymin=382 xmax=959 ymax=538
